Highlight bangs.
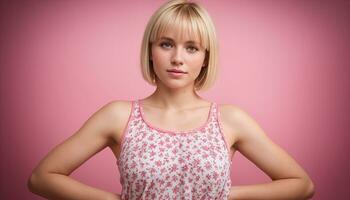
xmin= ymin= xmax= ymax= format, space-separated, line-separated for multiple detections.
xmin=149 ymin=4 xmax=209 ymax=50
xmin=140 ymin=0 xmax=219 ymax=91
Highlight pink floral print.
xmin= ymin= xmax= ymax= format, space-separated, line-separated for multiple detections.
xmin=117 ymin=100 xmax=232 ymax=200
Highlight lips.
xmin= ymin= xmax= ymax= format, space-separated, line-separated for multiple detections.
xmin=166 ymin=69 xmax=187 ymax=73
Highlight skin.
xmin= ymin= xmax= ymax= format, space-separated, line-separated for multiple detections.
xmin=27 ymin=27 xmax=315 ymax=200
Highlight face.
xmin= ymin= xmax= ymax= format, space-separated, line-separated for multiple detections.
xmin=150 ymin=27 xmax=207 ymax=90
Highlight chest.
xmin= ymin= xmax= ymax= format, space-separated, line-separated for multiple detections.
xmin=120 ymin=130 xmax=229 ymax=167
xmin=117 ymin=125 xmax=231 ymax=196
xmin=140 ymin=106 xmax=211 ymax=132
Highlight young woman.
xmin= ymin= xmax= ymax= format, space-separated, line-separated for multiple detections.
xmin=27 ymin=0 xmax=315 ymax=199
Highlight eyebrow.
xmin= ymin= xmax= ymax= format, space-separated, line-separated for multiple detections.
xmin=159 ymin=37 xmax=199 ymax=45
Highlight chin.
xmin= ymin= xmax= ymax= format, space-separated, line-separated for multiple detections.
xmin=165 ymin=81 xmax=193 ymax=90
xmin=156 ymin=76 xmax=194 ymax=88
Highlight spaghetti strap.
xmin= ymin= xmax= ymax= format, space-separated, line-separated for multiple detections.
xmin=117 ymin=100 xmax=232 ymax=200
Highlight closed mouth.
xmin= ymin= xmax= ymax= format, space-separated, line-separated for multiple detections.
xmin=167 ymin=69 xmax=187 ymax=73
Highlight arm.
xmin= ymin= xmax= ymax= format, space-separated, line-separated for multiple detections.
xmin=223 ymin=105 xmax=315 ymax=200
xmin=27 ymin=101 xmax=125 ymax=200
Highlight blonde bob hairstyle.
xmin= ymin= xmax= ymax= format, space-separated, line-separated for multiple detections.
xmin=140 ymin=0 xmax=219 ymax=91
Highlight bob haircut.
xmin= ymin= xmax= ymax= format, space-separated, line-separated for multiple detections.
xmin=140 ymin=0 xmax=219 ymax=91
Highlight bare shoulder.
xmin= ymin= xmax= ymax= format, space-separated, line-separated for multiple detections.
xmin=218 ymin=103 xmax=258 ymax=149
xmin=103 ymin=100 xmax=132 ymax=117
xmin=218 ymin=103 xmax=245 ymax=122
xmin=219 ymin=103 xmax=276 ymax=152
xmin=103 ymin=100 xmax=133 ymax=144
xmin=29 ymin=100 xmax=133 ymax=176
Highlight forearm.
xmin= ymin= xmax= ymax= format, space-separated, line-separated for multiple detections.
xmin=28 ymin=172 xmax=119 ymax=200
xmin=228 ymin=178 xmax=314 ymax=200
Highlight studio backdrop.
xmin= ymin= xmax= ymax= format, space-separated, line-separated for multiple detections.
xmin=1 ymin=0 xmax=349 ymax=199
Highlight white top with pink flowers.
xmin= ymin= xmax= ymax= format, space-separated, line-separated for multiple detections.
xmin=117 ymin=99 xmax=233 ymax=200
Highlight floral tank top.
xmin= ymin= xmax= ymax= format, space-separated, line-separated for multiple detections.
xmin=116 ymin=99 xmax=233 ymax=200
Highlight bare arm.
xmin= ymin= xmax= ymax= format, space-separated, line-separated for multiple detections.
xmin=27 ymin=101 xmax=126 ymax=200
xmin=223 ymin=105 xmax=315 ymax=200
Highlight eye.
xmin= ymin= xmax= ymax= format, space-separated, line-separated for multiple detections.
xmin=160 ymin=42 xmax=173 ymax=49
xmin=187 ymin=46 xmax=199 ymax=53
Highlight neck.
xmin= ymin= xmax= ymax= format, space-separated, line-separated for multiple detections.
xmin=142 ymin=81 xmax=206 ymax=111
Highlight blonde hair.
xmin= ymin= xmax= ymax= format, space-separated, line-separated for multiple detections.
xmin=140 ymin=0 xmax=219 ymax=91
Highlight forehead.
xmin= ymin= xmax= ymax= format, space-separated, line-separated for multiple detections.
xmin=149 ymin=7 xmax=210 ymax=49
xmin=158 ymin=26 xmax=201 ymax=44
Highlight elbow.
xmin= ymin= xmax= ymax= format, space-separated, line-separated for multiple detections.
xmin=27 ymin=172 xmax=39 ymax=194
xmin=27 ymin=172 xmax=45 ymax=195
xmin=303 ymin=178 xmax=315 ymax=199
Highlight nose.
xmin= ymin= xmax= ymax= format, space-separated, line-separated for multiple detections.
xmin=170 ymin=47 xmax=184 ymax=66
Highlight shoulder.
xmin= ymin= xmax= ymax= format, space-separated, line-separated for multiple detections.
xmin=218 ymin=103 xmax=248 ymax=127
xmin=218 ymin=103 xmax=251 ymax=125
xmin=96 ymin=100 xmax=133 ymax=141
xmin=218 ymin=103 xmax=259 ymax=146
xmin=103 ymin=99 xmax=133 ymax=115
xmin=93 ymin=100 xmax=132 ymax=121
xmin=103 ymin=99 xmax=133 ymax=124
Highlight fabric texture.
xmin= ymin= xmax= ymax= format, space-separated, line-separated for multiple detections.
xmin=117 ymin=99 xmax=232 ymax=200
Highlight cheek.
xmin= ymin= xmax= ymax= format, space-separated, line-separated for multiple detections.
xmin=186 ymin=54 xmax=205 ymax=68
xmin=151 ymin=48 xmax=168 ymax=66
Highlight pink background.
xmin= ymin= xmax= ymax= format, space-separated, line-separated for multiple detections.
xmin=1 ymin=0 xmax=349 ymax=199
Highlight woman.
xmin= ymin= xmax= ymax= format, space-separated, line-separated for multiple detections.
xmin=27 ymin=0 xmax=315 ymax=199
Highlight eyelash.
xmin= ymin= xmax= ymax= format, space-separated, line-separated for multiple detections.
xmin=159 ymin=42 xmax=199 ymax=53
